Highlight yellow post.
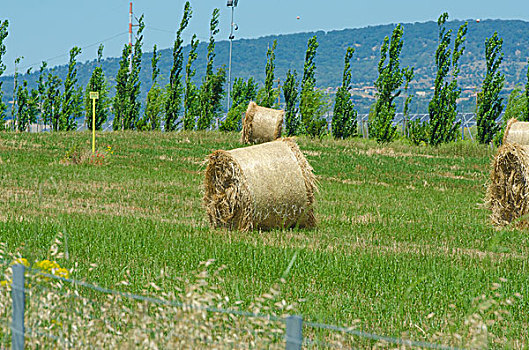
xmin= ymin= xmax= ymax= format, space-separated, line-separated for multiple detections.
xmin=89 ymin=91 xmax=99 ymax=154
xmin=92 ymin=99 xmax=96 ymax=153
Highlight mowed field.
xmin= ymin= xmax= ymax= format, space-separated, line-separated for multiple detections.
xmin=0 ymin=130 xmax=528 ymax=346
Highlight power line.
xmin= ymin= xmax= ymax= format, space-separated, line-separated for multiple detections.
xmin=144 ymin=25 xmax=209 ymax=42
xmin=3 ymin=25 xmax=212 ymax=77
xmin=4 ymin=31 xmax=129 ymax=76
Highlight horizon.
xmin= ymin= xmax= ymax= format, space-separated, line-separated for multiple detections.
xmin=3 ymin=0 xmax=529 ymax=75
xmin=1 ymin=17 xmax=527 ymax=79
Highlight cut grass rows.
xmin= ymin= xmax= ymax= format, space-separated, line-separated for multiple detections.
xmin=0 ymin=131 xmax=527 ymax=346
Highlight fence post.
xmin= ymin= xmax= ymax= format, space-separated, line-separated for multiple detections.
xmin=285 ymin=315 xmax=302 ymax=350
xmin=11 ymin=264 xmax=25 ymax=350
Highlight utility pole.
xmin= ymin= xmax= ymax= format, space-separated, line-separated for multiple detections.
xmin=226 ymin=0 xmax=239 ymax=112
xmin=129 ymin=2 xmax=133 ymax=73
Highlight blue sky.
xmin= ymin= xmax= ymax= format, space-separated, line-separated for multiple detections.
xmin=2 ymin=0 xmax=529 ymax=75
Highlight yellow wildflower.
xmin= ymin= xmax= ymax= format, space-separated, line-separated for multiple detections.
xmin=35 ymin=259 xmax=69 ymax=279
xmin=11 ymin=258 xmax=29 ymax=267
xmin=52 ymin=267 xmax=70 ymax=279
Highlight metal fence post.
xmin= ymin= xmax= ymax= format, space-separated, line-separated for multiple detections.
xmin=285 ymin=315 xmax=302 ymax=350
xmin=11 ymin=264 xmax=25 ymax=350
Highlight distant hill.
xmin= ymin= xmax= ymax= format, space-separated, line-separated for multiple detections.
xmin=2 ymin=18 xmax=529 ymax=114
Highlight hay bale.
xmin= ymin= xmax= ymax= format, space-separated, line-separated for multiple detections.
xmin=204 ymin=138 xmax=316 ymax=230
xmin=503 ymin=118 xmax=529 ymax=145
xmin=241 ymin=101 xmax=284 ymax=144
xmin=487 ymin=142 xmax=529 ymax=227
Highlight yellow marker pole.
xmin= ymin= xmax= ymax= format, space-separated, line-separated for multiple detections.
xmin=89 ymin=92 xmax=99 ymax=154
xmin=92 ymin=99 xmax=96 ymax=153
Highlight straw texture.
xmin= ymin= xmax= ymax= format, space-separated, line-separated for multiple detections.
xmin=503 ymin=118 xmax=529 ymax=146
xmin=487 ymin=142 xmax=529 ymax=227
xmin=241 ymin=101 xmax=284 ymax=144
xmin=204 ymin=138 xmax=316 ymax=231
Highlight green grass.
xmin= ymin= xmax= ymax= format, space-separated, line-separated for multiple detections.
xmin=0 ymin=130 xmax=527 ymax=346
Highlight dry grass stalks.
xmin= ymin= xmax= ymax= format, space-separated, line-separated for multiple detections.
xmin=487 ymin=143 xmax=529 ymax=227
xmin=431 ymin=279 xmax=518 ymax=349
xmin=0 ymin=240 xmax=296 ymax=349
xmin=0 ymin=238 xmax=521 ymax=348
xmin=241 ymin=101 xmax=284 ymax=145
xmin=204 ymin=138 xmax=317 ymax=231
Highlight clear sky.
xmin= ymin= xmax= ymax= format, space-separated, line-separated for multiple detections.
xmin=2 ymin=0 xmax=529 ymax=75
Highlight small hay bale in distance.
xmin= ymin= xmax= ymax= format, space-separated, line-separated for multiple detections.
xmin=204 ymin=138 xmax=316 ymax=231
xmin=487 ymin=142 xmax=529 ymax=227
xmin=503 ymin=118 xmax=529 ymax=145
xmin=241 ymin=101 xmax=284 ymax=144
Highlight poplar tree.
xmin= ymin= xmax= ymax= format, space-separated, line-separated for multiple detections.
xmin=476 ymin=32 xmax=505 ymax=144
xmin=332 ymin=47 xmax=357 ymax=139
xmin=165 ymin=1 xmax=192 ymax=131
xmin=43 ymin=72 xmax=62 ymax=131
xmin=29 ymin=88 xmax=39 ymax=131
xmin=371 ymin=24 xmax=410 ymax=143
xmin=60 ymin=47 xmax=83 ymax=130
xmin=197 ymin=8 xmax=226 ymax=130
xmin=258 ymin=40 xmax=278 ymax=108
xmin=525 ymin=58 xmax=529 ymax=121
xmin=402 ymin=67 xmax=414 ymax=137
xmin=428 ymin=13 xmax=467 ymax=145
xmin=113 ymin=45 xmax=130 ymax=130
xmin=0 ymin=20 xmax=8 ymax=129
xmin=113 ymin=16 xmax=144 ymax=130
xmin=37 ymin=62 xmax=48 ymax=128
xmin=124 ymin=15 xmax=144 ymax=130
xmin=299 ymin=35 xmax=327 ymax=138
xmin=283 ymin=69 xmax=299 ymax=136
xmin=85 ymin=44 xmax=110 ymax=130
xmin=16 ymin=74 xmax=31 ymax=132
xmin=183 ymin=34 xmax=200 ymax=130
xmin=494 ymin=86 xmax=527 ymax=146
xmin=141 ymin=44 xmax=164 ymax=130
xmin=220 ymin=77 xmax=258 ymax=131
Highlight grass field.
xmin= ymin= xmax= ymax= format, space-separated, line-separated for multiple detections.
xmin=0 ymin=130 xmax=528 ymax=347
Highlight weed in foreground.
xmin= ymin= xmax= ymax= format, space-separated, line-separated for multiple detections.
xmin=0 ymin=237 xmax=296 ymax=349
xmin=61 ymin=143 xmax=114 ymax=166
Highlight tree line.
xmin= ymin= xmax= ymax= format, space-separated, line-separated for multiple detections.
xmin=0 ymin=9 xmax=526 ymax=146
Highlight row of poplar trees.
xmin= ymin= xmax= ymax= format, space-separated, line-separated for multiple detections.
xmin=280 ymin=11 xmax=517 ymax=145
xmin=368 ymin=12 xmax=524 ymax=146
xmin=0 ymin=10 xmax=523 ymax=146
xmin=0 ymin=3 xmax=228 ymax=133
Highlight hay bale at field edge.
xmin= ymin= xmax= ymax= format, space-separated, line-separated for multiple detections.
xmin=487 ymin=142 xmax=529 ymax=227
xmin=503 ymin=118 xmax=529 ymax=145
xmin=204 ymin=138 xmax=316 ymax=231
xmin=241 ymin=101 xmax=284 ymax=145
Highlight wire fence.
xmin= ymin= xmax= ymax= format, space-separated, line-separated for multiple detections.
xmin=0 ymin=263 xmax=466 ymax=349
xmin=11 ymin=112 xmax=503 ymax=143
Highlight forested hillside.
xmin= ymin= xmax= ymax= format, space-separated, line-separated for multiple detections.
xmin=2 ymin=18 xmax=529 ymax=113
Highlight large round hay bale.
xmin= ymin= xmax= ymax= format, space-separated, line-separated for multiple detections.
xmin=241 ymin=101 xmax=284 ymax=144
xmin=503 ymin=118 xmax=529 ymax=145
xmin=204 ymin=138 xmax=316 ymax=231
xmin=487 ymin=142 xmax=529 ymax=227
